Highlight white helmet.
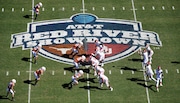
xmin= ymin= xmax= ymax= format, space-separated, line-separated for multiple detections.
xmin=12 ymin=79 xmax=16 ymax=83
xmin=41 ymin=66 xmax=46 ymax=71
xmin=81 ymin=55 xmax=86 ymax=60
xmin=79 ymin=41 xmax=83 ymax=45
xmin=79 ymin=70 xmax=84 ymax=75
xmin=38 ymin=44 xmax=42 ymax=48
xmin=39 ymin=2 xmax=43 ymax=7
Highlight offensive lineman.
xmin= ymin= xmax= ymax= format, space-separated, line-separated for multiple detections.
xmin=6 ymin=79 xmax=16 ymax=101
xmin=99 ymin=74 xmax=113 ymax=91
xmin=146 ymin=44 xmax=154 ymax=64
xmin=73 ymin=55 xmax=86 ymax=73
xmin=146 ymin=61 xmax=156 ymax=82
xmin=71 ymin=70 xmax=84 ymax=85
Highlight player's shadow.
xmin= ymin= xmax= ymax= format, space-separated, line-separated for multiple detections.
xmin=128 ymin=58 xmax=143 ymax=62
xmin=126 ymin=78 xmax=146 ymax=82
xmin=21 ymin=57 xmax=32 ymax=63
xmin=0 ymin=95 xmax=10 ymax=100
xmin=78 ymin=77 xmax=97 ymax=83
xmin=171 ymin=61 xmax=180 ymax=64
xmin=62 ymin=82 xmax=73 ymax=89
xmin=64 ymin=66 xmax=74 ymax=73
xmin=137 ymin=83 xmax=156 ymax=92
xmin=23 ymin=15 xmax=33 ymax=19
xmin=127 ymin=78 xmax=156 ymax=92
xmin=23 ymin=80 xmax=36 ymax=86
xmin=79 ymin=86 xmax=109 ymax=91
xmin=121 ymin=66 xmax=140 ymax=72
xmin=64 ymin=67 xmax=90 ymax=74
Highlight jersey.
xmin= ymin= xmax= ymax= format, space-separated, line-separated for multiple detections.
xmin=156 ymin=69 xmax=163 ymax=79
xmin=146 ymin=64 xmax=154 ymax=75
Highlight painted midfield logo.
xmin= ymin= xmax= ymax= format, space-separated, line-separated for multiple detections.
xmin=11 ymin=13 xmax=162 ymax=64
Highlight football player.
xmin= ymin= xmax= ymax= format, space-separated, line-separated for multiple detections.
xmin=156 ymin=66 xmax=163 ymax=92
xmin=70 ymin=41 xmax=83 ymax=58
xmin=71 ymin=70 xmax=84 ymax=85
xmin=32 ymin=44 xmax=42 ymax=64
xmin=99 ymin=74 xmax=113 ymax=91
xmin=34 ymin=66 xmax=46 ymax=85
xmin=146 ymin=44 xmax=154 ymax=64
xmin=6 ymin=79 xmax=16 ymax=101
xmin=146 ymin=61 xmax=156 ymax=82
xmin=73 ymin=55 xmax=86 ymax=72
xmin=34 ymin=2 xmax=43 ymax=20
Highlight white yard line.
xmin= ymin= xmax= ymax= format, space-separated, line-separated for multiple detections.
xmin=87 ymin=73 xmax=91 ymax=103
xmin=28 ymin=0 xmax=34 ymax=103
xmin=81 ymin=0 xmax=91 ymax=102
xmin=131 ymin=0 xmax=150 ymax=103
xmin=131 ymin=0 xmax=137 ymax=21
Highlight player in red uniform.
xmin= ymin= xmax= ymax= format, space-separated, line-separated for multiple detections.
xmin=73 ymin=55 xmax=86 ymax=73
xmin=70 ymin=41 xmax=83 ymax=58
xmin=6 ymin=79 xmax=16 ymax=101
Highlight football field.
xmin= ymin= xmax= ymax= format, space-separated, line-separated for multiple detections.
xmin=0 ymin=0 xmax=180 ymax=103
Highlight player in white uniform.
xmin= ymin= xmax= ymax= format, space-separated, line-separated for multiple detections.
xmin=95 ymin=65 xmax=105 ymax=76
xmin=142 ymin=49 xmax=149 ymax=68
xmin=146 ymin=62 xmax=156 ymax=82
xmin=156 ymin=66 xmax=163 ymax=92
xmin=6 ymin=79 xmax=16 ymax=101
xmin=99 ymin=74 xmax=113 ymax=91
xmin=34 ymin=66 xmax=46 ymax=85
xmin=94 ymin=47 xmax=105 ymax=66
xmin=71 ymin=70 xmax=84 ymax=85
xmin=34 ymin=2 xmax=43 ymax=20
xmin=32 ymin=44 xmax=42 ymax=64
xmin=89 ymin=54 xmax=100 ymax=76
xmin=146 ymin=44 xmax=154 ymax=64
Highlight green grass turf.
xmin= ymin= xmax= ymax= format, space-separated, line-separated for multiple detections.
xmin=0 ymin=0 xmax=180 ymax=103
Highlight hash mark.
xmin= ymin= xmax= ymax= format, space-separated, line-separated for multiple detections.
xmin=2 ymin=8 xmax=4 ymax=12
xmin=177 ymin=69 xmax=179 ymax=73
xmin=142 ymin=6 xmax=145 ymax=10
